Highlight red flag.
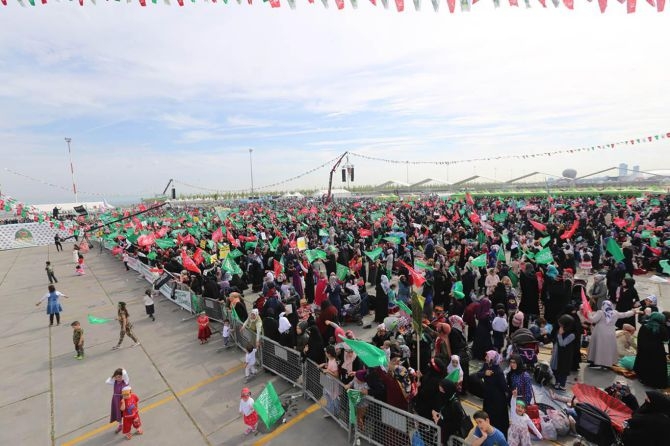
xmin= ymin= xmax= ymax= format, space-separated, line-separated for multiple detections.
xmin=613 ymin=217 xmax=628 ymax=229
xmin=398 ymin=260 xmax=425 ymax=287
xmin=447 ymin=0 xmax=455 ymax=12
xmin=111 ymin=247 xmax=123 ymax=256
xmin=394 ymin=0 xmax=404 ymax=10
xmin=530 ymin=220 xmax=547 ymax=233
xmin=212 ymin=227 xmax=223 ymax=243
xmin=436 ymin=215 xmax=448 ymax=223
xmin=562 ymin=0 xmax=573 ymax=8
xmin=560 ymin=219 xmax=580 ymax=240
xmin=358 ymin=228 xmax=373 ymax=237
xmin=647 ymin=245 xmax=661 ymax=256
xmin=581 ymin=288 xmax=593 ymax=319
xmin=270 ymin=0 xmax=281 ymax=6
xmin=627 ymin=0 xmax=636 ymax=12
xmin=509 ymin=0 xmax=518 ymax=5
xmin=181 ymin=252 xmax=201 ymax=274
xmin=658 ymin=0 xmax=665 ymax=11
xmin=369 ymin=0 xmax=375 ymax=4
xmin=1 ymin=0 xmax=7 ymax=4
xmin=470 ymin=212 xmax=481 ymax=225
xmin=177 ymin=0 xmax=184 ymax=5
xmin=646 ymin=0 xmax=655 ymax=6
xmin=193 ymin=248 xmax=205 ymax=265
xmin=274 ymin=258 xmax=284 ymax=277
xmin=334 ymin=0 xmax=344 ymax=7
xmin=137 ymin=234 xmax=155 ymax=248
xmin=465 ymin=192 xmax=474 ymax=206
xmin=537 ymin=0 xmax=546 ymax=5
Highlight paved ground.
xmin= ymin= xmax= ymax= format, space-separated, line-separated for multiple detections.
xmin=1 ymin=243 xmax=668 ymax=446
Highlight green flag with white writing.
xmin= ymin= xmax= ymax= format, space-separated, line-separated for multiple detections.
xmin=253 ymin=382 xmax=285 ymax=429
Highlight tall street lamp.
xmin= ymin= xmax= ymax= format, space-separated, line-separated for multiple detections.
xmin=249 ymin=148 xmax=254 ymax=195
xmin=65 ymin=137 xmax=78 ymax=203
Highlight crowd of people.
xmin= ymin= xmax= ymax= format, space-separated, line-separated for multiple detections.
xmin=93 ymin=193 xmax=670 ymax=444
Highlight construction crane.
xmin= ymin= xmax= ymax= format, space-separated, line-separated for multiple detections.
xmin=162 ymin=179 xmax=175 ymax=199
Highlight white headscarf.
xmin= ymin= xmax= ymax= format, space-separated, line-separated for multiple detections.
xmin=278 ymin=312 xmax=291 ymax=334
xmin=602 ymin=300 xmax=615 ymax=324
xmin=446 ymin=355 xmax=464 ymax=382
xmin=381 ymin=275 xmax=391 ymax=294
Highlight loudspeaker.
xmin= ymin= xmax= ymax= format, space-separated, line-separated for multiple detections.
xmin=341 ymin=168 xmax=346 ymax=182
xmin=171 ymin=188 xmax=176 ymax=199
xmin=348 ymin=167 xmax=354 ymax=182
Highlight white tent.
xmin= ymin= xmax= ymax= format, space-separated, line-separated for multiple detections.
xmin=282 ymin=192 xmax=304 ymax=198
xmin=29 ymin=201 xmax=113 ymax=213
xmin=312 ymin=189 xmax=352 ymax=198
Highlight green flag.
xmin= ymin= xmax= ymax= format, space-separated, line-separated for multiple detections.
xmin=414 ymin=259 xmax=432 ymax=271
xmin=411 ymin=292 xmax=425 ymax=335
xmin=147 ymin=251 xmax=157 ymax=260
xmin=606 ymin=238 xmax=625 ymax=262
xmin=318 ymin=228 xmax=329 ymax=237
xmin=270 ymin=237 xmax=281 ymax=251
xmin=501 ymin=234 xmax=509 ymax=245
xmin=540 ymin=236 xmax=551 ymax=247
xmin=125 ymin=232 xmax=139 ymax=244
xmin=305 ymin=249 xmax=328 ymax=264
xmin=660 ymin=260 xmax=670 ymax=275
xmin=229 ymin=248 xmax=243 ymax=258
xmin=535 ymin=247 xmax=554 ymax=265
xmin=493 ymin=212 xmax=508 ymax=223
xmin=245 ymin=241 xmax=258 ymax=251
xmin=477 ymin=231 xmax=486 ymax=246
xmin=451 ymin=281 xmax=464 ymax=299
xmin=363 ymin=247 xmax=383 ymax=261
xmin=471 ymin=254 xmax=487 ymax=267
xmin=343 ymin=339 xmax=388 ymax=368
xmin=445 ymin=368 xmax=460 ymax=383
xmin=347 ymin=389 xmax=363 ymax=425
xmin=508 ymin=270 xmax=519 ymax=287
xmin=231 ymin=307 xmax=242 ymax=323
xmin=253 ymin=382 xmax=285 ymax=429
xmin=650 ymin=236 xmax=659 ymax=248
xmin=87 ymin=314 xmax=112 ymax=325
xmin=222 ymin=256 xmax=243 ymax=275
xmin=496 ymin=248 xmax=506 ymax=262
xmin=336 ymin=263 xmax=350 ymax=281
xmin=384 ymin=236 xmax=402 ymax=245
xmin=640 ymin=230 xmax=652 ymax=239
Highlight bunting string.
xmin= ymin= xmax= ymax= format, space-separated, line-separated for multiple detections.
xmin=349 ymin=130 xmax=669 ymax=166
xmin=0 ymin=0 xmax=666 ymax=13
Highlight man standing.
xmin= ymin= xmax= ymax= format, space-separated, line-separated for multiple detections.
xmin=54 ymin=234 xmax=63 ymax=252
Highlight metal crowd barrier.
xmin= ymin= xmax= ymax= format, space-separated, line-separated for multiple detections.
xmin=260 ymin=337 xmax=303 ymax=387
xmin=353 ymin=395 xmax=441 ymax=446
xmin=102 ymin=243 xmax=441 ymax=445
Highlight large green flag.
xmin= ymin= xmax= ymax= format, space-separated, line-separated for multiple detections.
xmin=411 ymin=292 xmax=425 ymax=335
xmin=606 ymin=238 xmax=625 ymax=262
xmin=384 ymin=236 xmax=402 ymax=245
xmin=87 ymin=314 xmax=112 ymax=325
xmin=540 ymin=236 xmax=551 ymax=247
xmin=493 ymin=212 xmax=508 ymax=223
xmin=229 ymin=248 xmax=243 ymax=259
xmin=396 ymin=300 xmax=412 ymax=315
xmin=155 ymin=238 xmax=176 ymax=249
xmin=253 ymin=382 xmax=285 ymax=429
xmin=477 ymin=231 xmax=486 ymax=246
xmin=414 ymin=259 xmax=432 ymax=271
xmin=347 ymin=389 xmax=363 ymax=425
xmin=270 ymin=237 xmax=281 ymax=252
xmin=501 ymin=234 xmax=509 ymax=245
xmin=471 ymin=254 xmax=487 ymax=267
xmin=222 ymin=256 xmax=243 ymax=275
xmin=125 ymin=232 xmax=139 ymax=244
xmin=535 ymin=247 xmax=554 ymax=265
xmin=305 ymin=249 xmax=328 ymax=264
xmin=363 ymin=247 xmax=383 ymax=261
xmin=336 ymin=263 xmax=350 ymax=281
xmin=318 ymin=228 xmax=329 ymax=237
xmin=496 ymin=248 xmax=506 ymax=262
xmin=343 ymin=339 xmax=388 ymax=368
xmin=245 ymin=241 xmax=257 ymax=251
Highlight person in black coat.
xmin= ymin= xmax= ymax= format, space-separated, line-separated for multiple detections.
xmin=615 ymin=277 xmax=640 ymax=329
xmin=622 ymin=391 xmax=670 ymax=446
xmin=519 ymin=264 xmax=540 ymax=326
xmin=262 ymin=310 xmax=280 ymax=343
xmin=448 ymin=316 xmax=470 ymax=395
xmin=477 ymin=351 xmax=509 ymax=437
xmin=415 ymin=358 xmax=447 ymax=421
xmin=543 ymin=275 xmax=571 ymax=329
xmin=432 ymin=379 xmax=468 ymax=445
xmin=302 ymin=325 xmax=325 ymax=364
xmin=634 ymin=312 xmax=669 ymax=389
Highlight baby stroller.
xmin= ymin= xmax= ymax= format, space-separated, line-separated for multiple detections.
xmin=341 ymin=293 xmax=363 ymax=325
xmin=571 ymin=279 xmax=588 ymax=308
xmin=509 ymin=328 xmax=540 ymax=367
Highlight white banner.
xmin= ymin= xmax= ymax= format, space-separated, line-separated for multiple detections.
xmin=0 ymin=222 xmax=71 ymax=250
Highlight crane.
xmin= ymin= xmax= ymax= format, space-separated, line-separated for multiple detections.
xmin=326 ymin=152 xmax=349 ymax=204
xmin=162 ymin=179 xmax=174 ymax=197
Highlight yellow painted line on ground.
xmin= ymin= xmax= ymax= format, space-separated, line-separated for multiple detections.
xmin=61 ymin=363 xmax=245 ymax=446
xmin=461 ymin=398 xmax=563 ymax=446
xmin=252 ymin=403 xmax=321 ymax=446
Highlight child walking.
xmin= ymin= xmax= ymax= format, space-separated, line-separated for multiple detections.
xmin=71 ymin=321 xmax=84 ymax=360
xmin=492 ymin=305 xmax=509 ymax=353
xmin=45 ymin=261 xmax=58 ymax=284
xmin=143 ymin=289 xmax=155 ymax=321
xmin=222 ymin=319 xmax=231 ymax=347
xmin=507 ymin=389 xmax=542 ymax=446
xmin=549 ymin=314 xmax=576 ymax=391
xmin=239 ymin=387 xmax=258 ymax=435
xmin=197 ymin=311 xmax=211 ymax=344
xmin=244 ymin=344 xmax=257 ymax=382
xmin=120 ymin=386 xmax=143 ymax=440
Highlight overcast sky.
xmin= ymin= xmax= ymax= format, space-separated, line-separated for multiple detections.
xmin=0 ymin=2 xmax=668 ymax=204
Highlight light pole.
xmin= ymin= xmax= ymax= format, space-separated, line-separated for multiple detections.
xmin=65 ymin=137 xmax=78 ymax=203
xmin=248 ymin=148 xmax=254 ymax=195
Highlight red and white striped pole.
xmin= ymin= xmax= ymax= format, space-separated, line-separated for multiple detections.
xmin=64 ymin=137 xmax=78 ymax=203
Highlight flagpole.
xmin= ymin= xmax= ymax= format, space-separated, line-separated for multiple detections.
xmin=65 ymin=137 xmax=78 ymax=203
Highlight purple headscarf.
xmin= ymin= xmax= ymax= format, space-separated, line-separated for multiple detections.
xmin=476 ymin=297 xmax=492 ymax=321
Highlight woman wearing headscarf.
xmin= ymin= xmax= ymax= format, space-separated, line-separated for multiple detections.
xmin=477 ymin=350 xmax=510 ymax=437
xmin=634 ymin=312 xmax=669 ymax=388
xmin=472 ymin=297 xmax=493 ymax=360
xmin=587 ymin=300 xmax=637 ymax=369
xmin=326 ymin=274 xmax=343 ymax=322
xmin=505 ymin=354 xmax=533 ymax=405
xmin=446 ymin=355 xmax=464 ymax=391
xmin=519 ymin=263 xmax=539 ymax=327
xmin=616 ymin=277 xmax=640 ymax=329
xmin=615 ymin=324 xmax=637 ymax=358
xmin=543 ymin=265 xmax=571 ymax=329
xmin=374 ymin=275 xmax=390 ymax=324
xmin=228 ymin=292 xmax=248 ymax=324
xmin=449 ymin=315 xmax=470 ymax=395
xmin=434 ymin=322 xmax=452 ymax=364
xmin=606 ymin=261 xmax=626 ymax=300
xmin=622 ymin=391 xmax=670 ymax=446
xmin=589 ymin=274 xmax=608 ymax=311
xmin=316 ymin=299 xmax=338 ymax=342
xmin=314 ymin=272 xmax=328 ymax=308
xmin=302 ymin=325 xmax=325 ymax=364
xmin=304 ymin=258 xmax=316 ymax=304
xmin=242 ymin=309 xmax=263 ymax=349
xmin=415 ymin=358 xmax=447 ymax=421
xmin=432 ymin=378 xmax=468 ymax=444
xmin=278 ymin=312 xmax=293 ymax=347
